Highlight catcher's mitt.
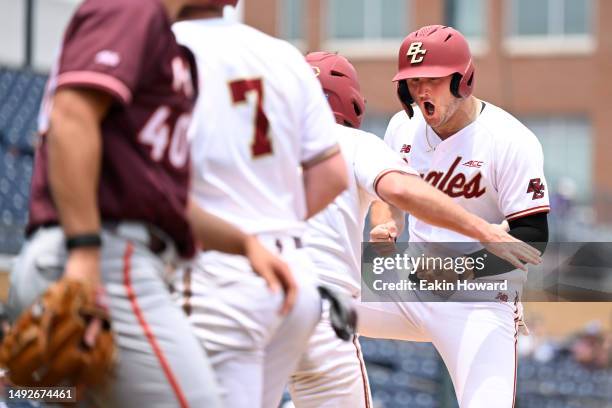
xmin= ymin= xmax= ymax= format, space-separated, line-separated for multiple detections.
xmin=0 ymin=278 xmax=115 ymax=388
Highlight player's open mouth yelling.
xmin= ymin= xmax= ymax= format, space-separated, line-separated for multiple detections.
xmin=424 ymin=101 xmax=435 ymax=117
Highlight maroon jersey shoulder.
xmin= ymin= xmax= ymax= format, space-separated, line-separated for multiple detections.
xmin=28 ymin=0 xmax=198 ymax=258
xmin=55 ymin=0 xmax=169 ymax=104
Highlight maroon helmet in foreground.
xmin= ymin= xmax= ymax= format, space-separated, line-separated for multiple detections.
xmin=306 ymin=52 xmax=366 ymax=129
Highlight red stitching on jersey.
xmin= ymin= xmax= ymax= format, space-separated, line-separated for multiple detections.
xmin=123 ymin=242 xmax=190 ymax=408
xmin=505 ymin=205 xmax=550 ymax=220
xmin=373 ymin=169 xmax=416 ymax=201
xmin=512 ymin=294 xmax=519 ymax=408
xmin=353 ymin=335 xmax=372 ymax=408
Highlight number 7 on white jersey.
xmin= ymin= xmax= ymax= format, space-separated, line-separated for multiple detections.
xmin=229 ymin=78 xmax=273 ymax=158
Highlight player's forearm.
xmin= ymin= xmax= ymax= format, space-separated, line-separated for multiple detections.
xmin=187 ymin=198 xmax=251 ymax=255
xmin=303 ymin=150 xmax=348 ymax=218
xmin=469 ymin=213 xmax=549 ymax=278
xmin=48 ymin=91 xmax=103 ymax=236
xmin=378 ymin=173 xmax=496 ymax=242
xmin=369 ymin=200 xmax=405 ymax=235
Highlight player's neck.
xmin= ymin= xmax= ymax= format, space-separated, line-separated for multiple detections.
xmin=177 ymin=6 xmax=224 ymax=21
xmin=432 ymin=96 xmax=480 ymax=140
xmin=161 ymin=0 xmax=185 ymax=22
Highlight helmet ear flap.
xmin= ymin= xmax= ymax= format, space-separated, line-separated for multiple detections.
xmin=459 ymin=64 xmax=475 ymax=97
xmin=450 ymin=73 xmax=462 ymax=98
xmin=452 ymin=61 xmax=475 ymax=98
xmin=450 ymin=69 xmax=475 ymax=98
xmin=397 ymin=80 xmax=414 ymax=119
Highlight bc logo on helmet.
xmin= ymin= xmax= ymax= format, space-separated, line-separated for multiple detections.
xmin=406 ymin=42 xmax=427 ymax=64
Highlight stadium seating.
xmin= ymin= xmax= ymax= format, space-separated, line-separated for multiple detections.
xmin=360 ymin=338 xmax=446 ymax=408
xmin=517 ymin=356 xmax=612 ymax=408
xmin=0 ymin=66 xmax=44 ymax=254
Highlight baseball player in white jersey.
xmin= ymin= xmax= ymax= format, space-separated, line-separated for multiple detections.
xmin=366 ymin=25 xmax=550 ymax=407
xmin=289 ymin=52 xmax=543 ymax=408
xmin=171 ymin=3 xmax=349 ymax=407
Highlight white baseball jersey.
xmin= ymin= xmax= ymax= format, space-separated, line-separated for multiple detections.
xmin=303 ymin=123 xmax=417 ymax=297
xmin=172 ymin=18 xmax=335 ymax=408
xmin=173 ymin=18 xmax=337 ymax=235
xmin=384 ymin=102 xmax=550 ymax=252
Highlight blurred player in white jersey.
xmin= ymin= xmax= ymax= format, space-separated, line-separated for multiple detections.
xmin=367 ymin=25 xmax=550 ymax=407
xmin=290 ymin=51 xmax=543 ymax=408
xmin=171 ymin=2 xmax=349 ymax=407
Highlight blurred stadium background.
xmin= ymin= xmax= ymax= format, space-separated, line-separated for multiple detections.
xmin=0 ymin=0 xmax=610 ymax=406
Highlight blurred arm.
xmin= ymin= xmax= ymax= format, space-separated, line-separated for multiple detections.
xmin=372 ymin=172 xmax=542 ymax=270
xmin=469 ymin=213 xmax=549 ymax=278
xmin=187 ymin=198 xmax=252 ymax=255
xmin=376 ymin=172 xmax=498 ymax=242
xmin=370 ymin=199 xmax=405 ymax=238
xmin=302 ymin=147 xmax=348 ymax=219
xmin=47 ymin=88 xmax=111 ymax=284
xmin=48 ymin=88 xmax=111 ymax=237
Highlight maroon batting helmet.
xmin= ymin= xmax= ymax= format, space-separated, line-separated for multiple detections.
xmin=393 ymin=25 xmax=474 ymax=118
xmin=306 ymin=52 xmax=366 ymax=129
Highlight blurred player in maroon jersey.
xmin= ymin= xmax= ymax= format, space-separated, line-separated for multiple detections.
xmin=7 ymin=0 xmax=295 ymax=406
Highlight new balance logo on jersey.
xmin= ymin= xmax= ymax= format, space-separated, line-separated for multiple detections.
xmin=462 ymin=160 xmax=483 ymax=168
xmin=406 ymin=42 xmax=427 ymax=64
xmin=95 ymin=50 xmax=121 ymax=67
xmin=400 ymin=144 xmax=411 ymax=153
xmin=421 ymin=156 xmax=486 ymax=199
xmin=527 ymin=178 xmax=545 ymax=200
